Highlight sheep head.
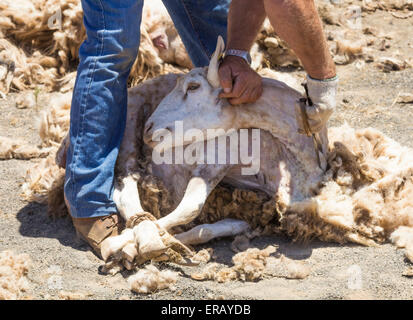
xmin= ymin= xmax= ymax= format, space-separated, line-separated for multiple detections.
xmin=144 ymin=36 xmax=237 ymax=148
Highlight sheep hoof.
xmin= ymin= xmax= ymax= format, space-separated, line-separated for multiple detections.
xmin=153 ymin=248 xmax=200 ymax=267
xmin=101 ymin=237 xmax=125 ymax=262
xmin=134 ymin=220 xmax=194 ymax=260
xmin=139 ymin=242 xmax=168 ymax=260
xmin=100 ymin=229 xmax=135 ymax=261
xmin=162 ymin=232 xmax=194 ymax=258
xmin=172 ymin=256 xmax=200 ymax=267
xmin=135 ymin=220 xmax=169 ymax=260
xmin=122 ymin=243 xmax=139 ymax=263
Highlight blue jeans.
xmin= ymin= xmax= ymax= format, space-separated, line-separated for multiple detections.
xmin=65 ymin=0 xmax=230 ymax=218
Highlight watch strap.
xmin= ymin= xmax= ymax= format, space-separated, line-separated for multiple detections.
xmin=224 ymin=49 xmax=252 ymax=65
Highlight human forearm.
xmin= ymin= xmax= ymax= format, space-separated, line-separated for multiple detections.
xmin=227 ymin=0 xmax=266 ymax=51
xmin=263 ymin=0 xmax=336 ymax=79
xmin=218 ymin=0 xmax=265 ymax=105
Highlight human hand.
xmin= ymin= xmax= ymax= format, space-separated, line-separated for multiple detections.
xmin=218 ymin=55 xmax=263 ymax=105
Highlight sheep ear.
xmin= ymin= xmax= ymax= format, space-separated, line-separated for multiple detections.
xmin=207 ymin=35 xmax=225 ymax=88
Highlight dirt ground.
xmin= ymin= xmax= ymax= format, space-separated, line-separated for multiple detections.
xmin=1 ymin=9 xmax=413 ymax=300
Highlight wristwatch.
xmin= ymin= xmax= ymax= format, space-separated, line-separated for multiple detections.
xmin=224 ymin=49 xmax=252 ymax=65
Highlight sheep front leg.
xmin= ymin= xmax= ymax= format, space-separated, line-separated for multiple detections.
xmin=133 ymin=176 xmax=213 ymax=260
xmin=113 ymin=175 xmax=145 ymax=221
xmin=175 ymin=219 xmax=250 ymax=245
xmin=136 ymin=166 xmax=230 ymax=260
xmin=103 ymin=175 xmax=166 ymax=262
xmin=157 ymin=162 xmax=231 ymax=231
xmin=157 ymin=176 xmax=209 ymax=230
xmin=104 ymin=166 xmax=229 ymax=265
xmin=115 ymin=175 xmax=168 ymax=255
xmin=104 ymin=176 xmax=210 ymax=263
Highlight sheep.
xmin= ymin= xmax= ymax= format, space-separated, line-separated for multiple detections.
xmin=95 ymin=36 xmax=413 ymax=271
xmin=19 ymin=32 xmax=413 ymax=275
xmin=23 ymin=89 xmax=412 ymax=278
xmin=95 ymin=36 xmax=328 ymax=267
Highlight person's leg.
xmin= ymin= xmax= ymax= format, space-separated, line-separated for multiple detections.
xmin=65 ymin=0 xmax=144 ymax=219
xmin=162 ymin=0 xmax=230 ymax=67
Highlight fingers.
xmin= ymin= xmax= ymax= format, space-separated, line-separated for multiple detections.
xmin=218 ymin=56 xmax=262 ymax=105
xmin=219 ymin=74 xmax=248 ymax=101
xmin=218 ymin=64 xmax=233 ymax=94
xmin=228 ymin=87 xmax=256 ymax=105
xmin=220 ymin=77 xmax=263 ymax=105
xmin=218 ymin=55 xmax=263 ymax=105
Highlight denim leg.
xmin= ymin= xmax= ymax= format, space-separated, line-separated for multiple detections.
xmin=162 ymin=0 xmax=230 ymax=67
xmin=65 ymin=0 xmax=144 ymax=218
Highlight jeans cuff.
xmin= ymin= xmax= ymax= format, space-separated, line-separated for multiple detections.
xmin=68 ymin=205 xmax=118 ymax=219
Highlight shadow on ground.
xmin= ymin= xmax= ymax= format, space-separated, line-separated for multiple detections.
xmin=16 ymin=201 xmax=87 ymax=252
xmin=16 ymin=199 xmax=353 ymax=265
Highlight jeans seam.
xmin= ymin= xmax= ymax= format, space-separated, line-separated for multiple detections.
xmin=70 ymin=0 xmax=106 ymax=206
xmin=74 ymin=205 xmax=118 ymax=210
xmin=70 ymin=207 xmax=117 ymax=218
xmin=180 ymin=0 xmax=210 ymax=59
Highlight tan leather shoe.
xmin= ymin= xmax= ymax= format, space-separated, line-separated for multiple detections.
xmin=72 ymin=214 xmax=124 ymax=259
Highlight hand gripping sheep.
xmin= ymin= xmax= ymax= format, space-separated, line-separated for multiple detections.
xmin=99 ymin=36 xmax=328 ymax=270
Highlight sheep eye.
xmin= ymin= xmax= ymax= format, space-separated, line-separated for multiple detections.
xmin=187 ymin=83 xmax=200 ymax=92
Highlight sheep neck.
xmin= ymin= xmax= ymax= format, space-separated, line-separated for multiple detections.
xmin=232 ymin=102 xmax=277 ymax=134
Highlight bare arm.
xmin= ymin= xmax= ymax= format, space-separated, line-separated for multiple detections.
xmin=219 ymin=0 xmax=336 ymax=105
xmin=264 ymin=0 xmax=336 ymax=79
xmin=226 ymin=0 xmax=266 ymax=51
xmin=218 ymin=0 xmax=265 ymax=105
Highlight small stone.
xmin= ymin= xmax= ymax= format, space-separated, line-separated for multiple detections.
xmin=397 ymin=93 xmax=413 ymax=104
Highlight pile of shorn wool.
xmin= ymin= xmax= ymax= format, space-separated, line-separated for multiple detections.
xmin=191 ymin=246 xmax=311 ymax=283
xmin=128 ymin=264 xmax=178 ymax=294
xmin=0 ymin=250 xmax=31 ymax=300
xmin=0 ymin=0 xmax=191 ymax=95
